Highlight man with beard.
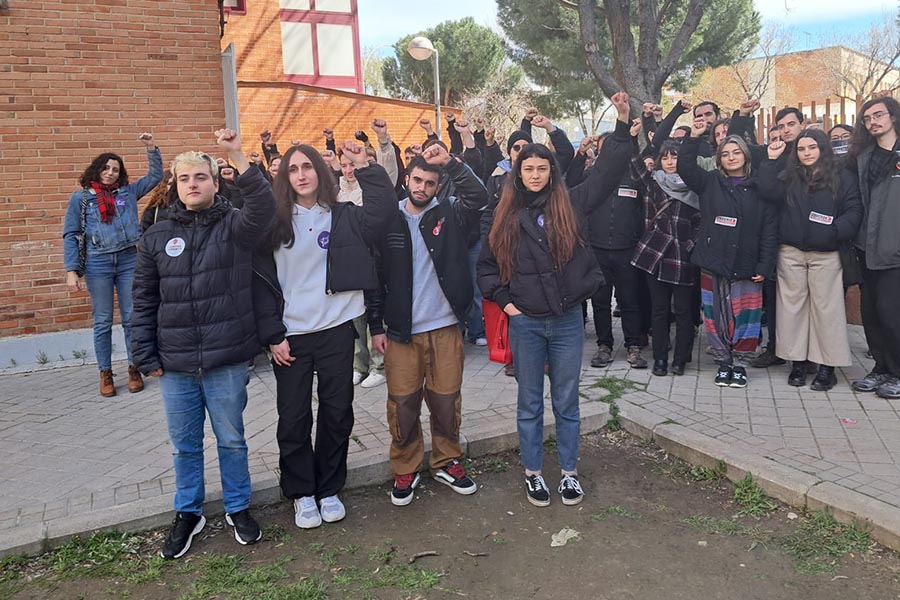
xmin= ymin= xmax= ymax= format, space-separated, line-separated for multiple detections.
xmin=371 ymin=144 xmax=488 ymax=506
xmin=849 ymin=96 xmax=900 ymax=399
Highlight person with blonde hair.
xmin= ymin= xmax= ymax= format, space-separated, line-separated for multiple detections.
xmin=132 ymin=129 xmax=276 ymax=559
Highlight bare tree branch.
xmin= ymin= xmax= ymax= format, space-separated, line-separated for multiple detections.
xmin=576 ymin=0 xmax=626 ymax=101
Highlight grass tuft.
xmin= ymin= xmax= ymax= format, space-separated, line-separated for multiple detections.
xmin=783 ymin=512 xmax=871 ymax=575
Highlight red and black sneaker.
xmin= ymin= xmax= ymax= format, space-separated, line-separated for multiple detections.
xmin=391 ymin=472 xmax=420 ymax=506
xmin=434 ymin=460 xmax=477 ymax=495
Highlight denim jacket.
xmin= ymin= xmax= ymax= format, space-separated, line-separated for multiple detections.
xmin=62 ymin=147 xmax=163 ymax=271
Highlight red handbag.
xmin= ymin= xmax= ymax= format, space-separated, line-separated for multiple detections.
xmin=482 ymin=299 xmax=513 ymax=364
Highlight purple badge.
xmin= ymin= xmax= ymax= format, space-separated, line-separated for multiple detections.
xmin=537 ymin=214 xmax=545 ymax=228
xmin=116 ymin=197 xmax=126 ymax=208
xmin=317 ymin=231 xmax=330 ymax=249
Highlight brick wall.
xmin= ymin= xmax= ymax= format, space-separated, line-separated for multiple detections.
xmin=221 ymin=0 xmax=285 ymax=83
xmin=237 ymin=81 xmax=459 ymax=156
xmin=0 ymin=1 xmax=226 ymax=337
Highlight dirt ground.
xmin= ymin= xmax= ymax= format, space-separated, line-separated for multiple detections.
xmin=3 ymin=431 xmax=900 ymax=600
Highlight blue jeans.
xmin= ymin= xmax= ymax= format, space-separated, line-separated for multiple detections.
xmin=84 ymin=247 xmax=136 ymax=370
xmin=463 ymin=240 xmax=486 ymax=341
xmin=508 ymin=306 xmax=584 ymax=473
xmin=159 ymin=363 xmax=252 ymax=515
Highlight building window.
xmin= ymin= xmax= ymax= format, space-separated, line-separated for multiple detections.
xmin=223 ymin=0 xmax=246 ymax=14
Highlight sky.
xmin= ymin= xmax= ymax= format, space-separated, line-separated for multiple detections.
xmin=357 ymin=0 xmax=897 ymax=55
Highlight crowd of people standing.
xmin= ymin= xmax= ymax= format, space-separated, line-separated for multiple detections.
xmin=61 ymin=88 xmax=900 ymax=559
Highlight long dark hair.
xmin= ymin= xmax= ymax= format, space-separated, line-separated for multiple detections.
xmin=489 ymin=143 xmax=582 ymax=284
xmin=849 ymin=96 xmax=900 ymax=161
xmin=782 ymin=129 xmax=840 ymax=206
xmin=79 ymin=153 xmax=128 ymax=188
xmin=268 ymin=145 xmax=338 ymax=250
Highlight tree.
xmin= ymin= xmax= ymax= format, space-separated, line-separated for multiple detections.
xmin=362 ymin=47 xmax=388 ymax=97
xmin=497 ymin=0 xmax=608 ymax=134
xmin=459 ymin=62 xmax=535 ymax=133
xmin=816 ymin=14 xmax=900 ymax=101
xmin=505 ymin=0 xmax=760 ymax=113
xmin=382 ymin=17 xmax=507 ymax=107
xmin=729 ymin=23 xmax=794 ymax=101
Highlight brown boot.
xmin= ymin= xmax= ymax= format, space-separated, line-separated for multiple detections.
xmin=100 ymin=369 xmax=116 ymax=397
xmin=127 ymin=365 xmax=144 ymax=393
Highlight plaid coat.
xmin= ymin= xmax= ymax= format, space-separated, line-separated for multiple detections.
xmin=628 ymin=152 xmax=701 ymax=286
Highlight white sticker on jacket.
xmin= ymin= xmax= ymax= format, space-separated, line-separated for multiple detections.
xmin=618 ymin=187 xmax=638 ymax=198
xmin=165 ymin=237 xmax=185 ymax=257
xmin=714 ymin=216 xmax=738 ymax=227
xmin=808 ymin=211 xmax=834 ymax=225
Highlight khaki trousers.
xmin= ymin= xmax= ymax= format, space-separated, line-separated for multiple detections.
xmin=775 ymin=245 xmax=851 ymax=366
xmin=384 ymin=324 xmax=464 ymax=476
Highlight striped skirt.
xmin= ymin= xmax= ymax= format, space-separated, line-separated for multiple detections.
xmin=700 ymin=271 xmax=763 ymax=367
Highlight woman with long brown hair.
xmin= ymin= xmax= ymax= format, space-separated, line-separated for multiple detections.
xmin=477 ymin=92 xmax=632 ymax=508
xmin=252 ymin=143 xmax=396 ymax=530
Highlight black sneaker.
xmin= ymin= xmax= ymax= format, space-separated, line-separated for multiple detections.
xmin=749 ymin=347 xmax=785 ymax=368
xmin=730 ymin=366 xmax=748 ymax=388
xmin=525 ymin=474 xmax=551 ymax=507
xmin=434 ymin=459 xmax=477 ymax=495
xmin=160 ymin=512 xmax=205 ymax=560
xmin=714 ymin=365 xmax=733 ymax=387
xmin=225 ymin=509 xmax=262 ymax=545
xmin=558 ymin=474 xmax=584 ymax=506
xmin=852 ymin=371 xmax=891 ymax=393
xmin=391 ymin=472 xmax=420 ymax=506
xmin=591 ymin=345 xmax=613 ymax=368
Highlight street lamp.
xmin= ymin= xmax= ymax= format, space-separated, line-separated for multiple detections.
xmin=407 ymin=36 xmax=441 ymax=139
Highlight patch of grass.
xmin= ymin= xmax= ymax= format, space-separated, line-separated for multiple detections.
xmin=480 ymin=457 xmax=510 ymax=473
xmin=331 ymin=564 xmax=442 ymax=592
xmin=48 ymin=530 xmax=155 ymax=580
xmin=606 ymin=401 xmax=622 ymax=432
xmin=262 ymin=523 xmax=293 ymax=544
xmin=734 ymin=473 xmax=778 ymax=518
xmin=783 ymin=512 xmax=871 ymax=575
xmin=72 ymin=349 xmax=88 ymax=360
xmin=658 ymin=457 xmax=725 ymax=483
xmin=591 ymin=505 xmax=641 ymax=521
xmin=8 ymin=358 xmax=16 ymax=367
xmin=543 ymin=437 xmax=558 ymax=451
xmin=0 ymin=554 xmax=28 ymax=599
xmin=682 ymin=515 xmax=753 ymax=535
xmin=180 ymin=555 xmax=325 ymax=600
xmin=367 ymin=548 xmax=394 ymax=564
xmin=591 ymin=376 xmax=639 ymax=402
xmin=322 ymin=544 xmax=359 ymax=567
xmin=35 ymin=350 xmax=48 ymax=365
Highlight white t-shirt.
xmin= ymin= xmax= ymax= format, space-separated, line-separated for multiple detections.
xmin=274 ymin=203 xmax=365 ymax=335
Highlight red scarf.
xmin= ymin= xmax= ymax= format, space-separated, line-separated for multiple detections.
xmin=91 ymin=182 xmax=117 ymax=224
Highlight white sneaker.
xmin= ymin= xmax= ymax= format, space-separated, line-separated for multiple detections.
xmin=319 ymin=495 xmax=346 ymax=523
xmin=474 ymin=337 xmax=488 ymax=347
xmin=352 ymin=371 xmax=365 ymax=385
xmin=293 ymin=496 xmax=322 ymax=529
xmin=360 ymin=372 xmax=386 ymax=388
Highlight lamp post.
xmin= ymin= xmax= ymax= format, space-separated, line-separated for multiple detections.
xmin=407 ymin=36 xmax=441 ymax=139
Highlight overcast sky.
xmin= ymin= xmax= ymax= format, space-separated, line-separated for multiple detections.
xmin=357 ymin=0 xmax=896 ymax=53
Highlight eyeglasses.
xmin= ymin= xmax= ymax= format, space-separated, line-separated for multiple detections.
xmin=863 ymin=110 xmax=889 ymax=124
xmin=830 ymin=133 xmax=851 ymax=141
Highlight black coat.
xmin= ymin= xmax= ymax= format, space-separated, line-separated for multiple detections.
xmin=477 ymin=119 xmax=632 ymax=318
xmin=586 ymin=170 xmax=644 ymax=250
xmin=251 ymin=163 xmax=397 ymax=346
xmin=131 ymin=167 xmax=276 ymax=374
xmin=375 ymin=158 xmax=488 ymax=343
xmin=676 ymin=136 xmax=778 ymax=280
xmin=756 ymin=160 xmax=863 ymax=252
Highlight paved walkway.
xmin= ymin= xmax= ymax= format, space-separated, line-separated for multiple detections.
xmin=2 ymin=322 xmax=899 ymax=555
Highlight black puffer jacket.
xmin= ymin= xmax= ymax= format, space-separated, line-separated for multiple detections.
xmin=132 ymin=167 xmax=276 ymax=374
xmin=252 ymin=163 xmax=397 ymax=346
xmin=757 ymin=160 xmax=863 ymax=252
xmin=677 ymin=136 xmax=778 ymax=280
xmin=477 ymin=119 xmax=632 ymax=317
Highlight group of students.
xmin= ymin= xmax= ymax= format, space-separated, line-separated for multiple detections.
xmin=61 ymin=88 xmax=900 ymax=560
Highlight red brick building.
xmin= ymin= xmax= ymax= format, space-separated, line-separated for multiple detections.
xmin=0 ymin=1 xmax=227 ymax=337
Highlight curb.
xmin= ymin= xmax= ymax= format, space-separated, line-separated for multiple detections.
xmin=0 ymin=403 xmax=610 ymax=558
xmin=618 ymin=399 xmax=900 ymax=553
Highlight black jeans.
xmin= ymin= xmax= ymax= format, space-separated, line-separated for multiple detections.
xmin=274 ymin=320 xmax=356 ymax=499
xmin=860 ymin=262 xmax=900 ymax=377
xmin=646 ymin=274 xmax=696 ymax=363
xmin=591 ymin=247 xmax=643 ymax=348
